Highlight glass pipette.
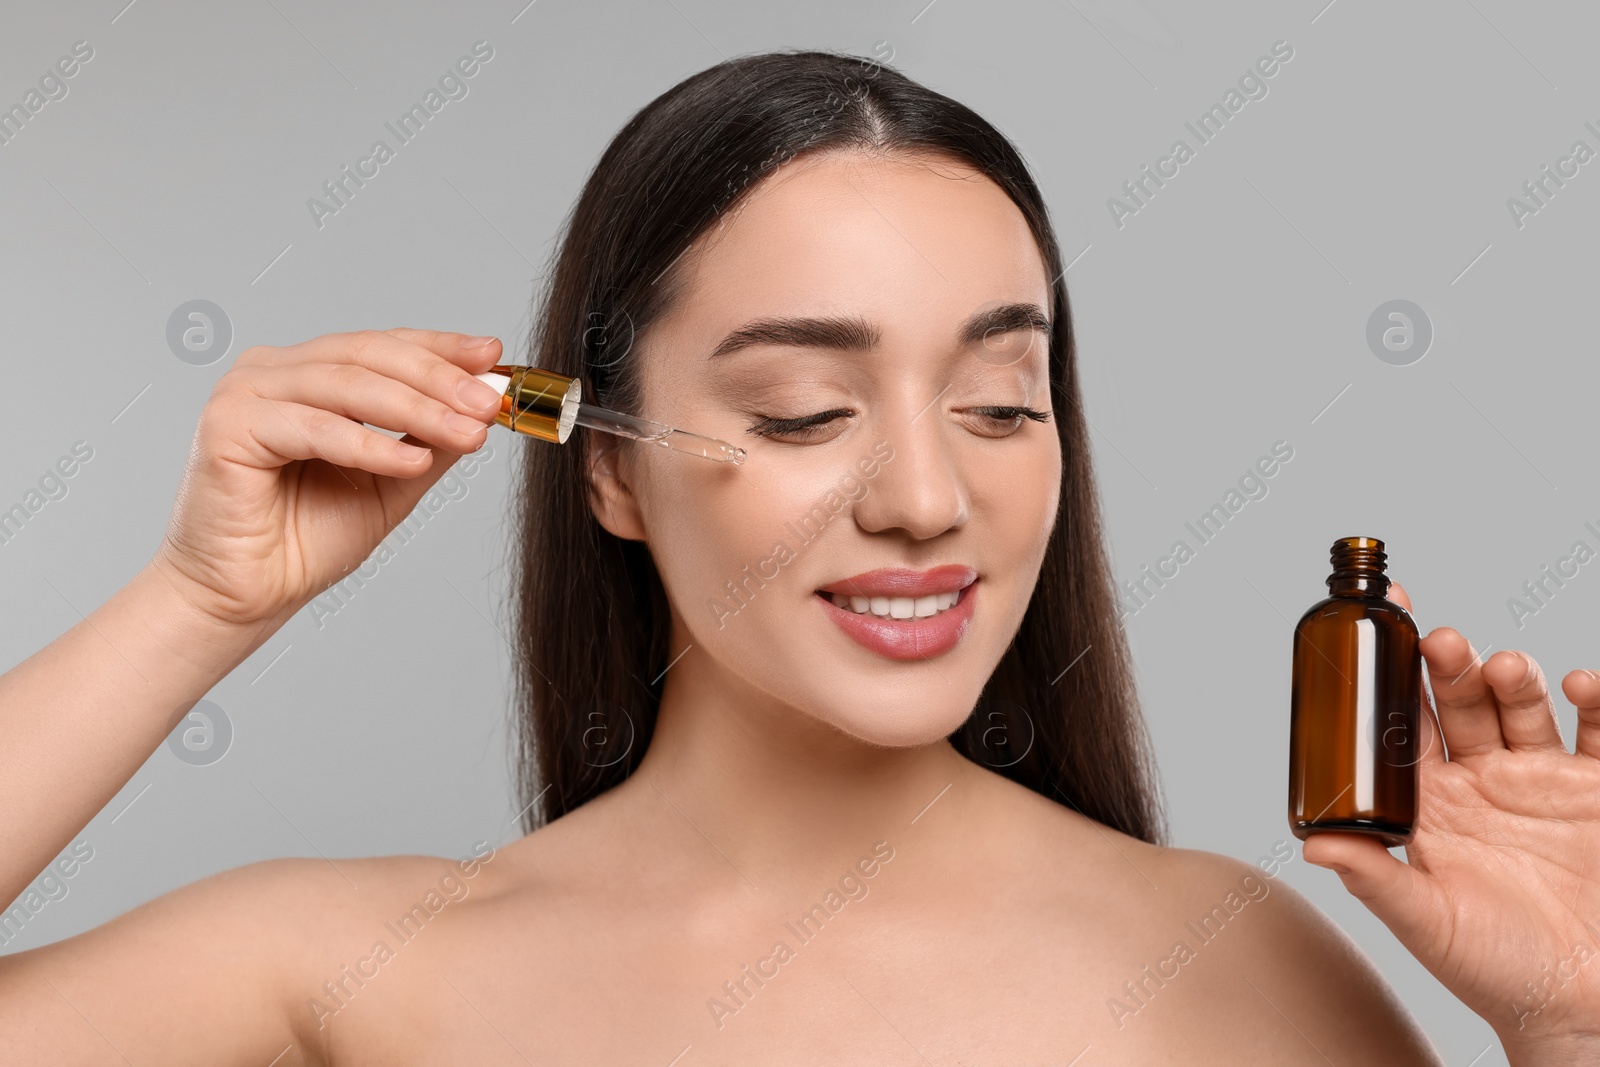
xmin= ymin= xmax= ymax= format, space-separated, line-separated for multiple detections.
xmin=473 ymin=364 xmax=746 ymax=466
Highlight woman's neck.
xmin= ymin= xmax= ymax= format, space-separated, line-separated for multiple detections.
xmin=618 ymin=651 xmax=987 ymax=890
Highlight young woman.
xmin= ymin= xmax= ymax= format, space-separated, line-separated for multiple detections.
xmin=2 ymin=49 xmax=1598 ymax=1066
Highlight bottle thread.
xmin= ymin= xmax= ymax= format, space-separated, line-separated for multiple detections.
xmin=1327 ymin=535 xmax=1390 ymax=597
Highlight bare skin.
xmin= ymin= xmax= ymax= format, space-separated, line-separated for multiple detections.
xmin=0 ymin=769 xmax=1438 ymax=1065
xmin=1 ymin=149 xmax=1596 ymax=1065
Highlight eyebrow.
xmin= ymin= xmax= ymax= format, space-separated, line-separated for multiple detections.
xmin=705 ymin=301 xmax=1052 ymax=360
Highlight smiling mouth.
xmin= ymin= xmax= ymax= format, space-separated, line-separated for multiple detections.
xmin=812 ymin=577 xmax=979 ymax=661
xmin=815 ymin=585 xmax=970 ymax=620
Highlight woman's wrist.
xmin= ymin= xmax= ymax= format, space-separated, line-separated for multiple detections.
xmin=1499 ymin=1027 xmax=1600 ymax=1067
xmin=129 ymin=558 xmax=286 ymax=682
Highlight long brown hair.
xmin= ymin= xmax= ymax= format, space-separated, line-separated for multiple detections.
xmin=505 ymin=48 xmax=1167 ymax=846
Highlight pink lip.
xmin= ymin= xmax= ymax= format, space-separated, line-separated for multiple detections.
xmin=815 ymin=564 xmax=977 ymax=600
xmin=815 ymin=579 xmax=978 ymax=661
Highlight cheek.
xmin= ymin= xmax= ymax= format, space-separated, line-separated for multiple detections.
xmin=969 ymin=435 xmax=1061 ymax=571
xmin=634 ymin=446 xmax=863 ymax=631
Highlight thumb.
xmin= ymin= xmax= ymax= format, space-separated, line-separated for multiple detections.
xmin=1302 ymin=832 xmax=1437 ymax=943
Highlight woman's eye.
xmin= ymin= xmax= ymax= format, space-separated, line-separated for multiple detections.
xmin=745 ymin=408 xmax=853 ymax=440
xmin=966 ymin=405 xmax=1053 ymax=437
xmin=744 ymin=405 xmax=1052 ymax=441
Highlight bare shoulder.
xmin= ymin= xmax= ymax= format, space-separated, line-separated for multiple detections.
xmin=966 ymin=774 xmax=1443 ymax=1063
xmin=0 ymin=848 xmax=502 ymax=1066
xmin=1135 ymin=844 xmax=1446 ymax=1065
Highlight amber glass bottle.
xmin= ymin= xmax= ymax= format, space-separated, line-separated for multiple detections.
xmin=1287 ymin=536 xmax=1421 ymax=847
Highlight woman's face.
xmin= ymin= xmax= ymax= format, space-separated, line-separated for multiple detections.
xmin=590 ymin=148 xmax=1062 ymax=747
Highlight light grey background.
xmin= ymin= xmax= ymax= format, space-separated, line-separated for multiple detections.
xmin=2 ymin=0 xmax=1595 ymax=1062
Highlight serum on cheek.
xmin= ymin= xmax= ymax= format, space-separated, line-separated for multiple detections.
xmin=472 ymin=364 xmax=747 ymax=465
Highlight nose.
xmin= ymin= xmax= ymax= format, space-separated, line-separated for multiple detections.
xmin=850 ymin=389 xmax=971 ymax=541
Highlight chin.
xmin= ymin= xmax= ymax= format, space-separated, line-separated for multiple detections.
xmin=814 ymin=696 xmax=977 ymax=750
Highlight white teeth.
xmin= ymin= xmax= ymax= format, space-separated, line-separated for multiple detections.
xmin=824 ymin=587 xmax=966 ymax=618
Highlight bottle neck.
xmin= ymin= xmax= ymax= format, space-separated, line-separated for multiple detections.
xmin=1328 ymin=574 xmax=1390 ymax=597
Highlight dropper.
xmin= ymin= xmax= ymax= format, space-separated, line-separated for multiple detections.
xmin=473 ymin=364 xmax=747 ymax=466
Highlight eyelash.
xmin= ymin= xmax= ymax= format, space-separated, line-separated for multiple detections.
xmin=745 ymin=405 xmax=1052 ymax=440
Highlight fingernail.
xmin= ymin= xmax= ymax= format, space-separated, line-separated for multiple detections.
xmin=462 ymin=335 xmax=497 ymax=348
xmin=457 ymin=376 xmax=503 ymax=410
xmin=447 ymin=412 xmax=486 ymax=435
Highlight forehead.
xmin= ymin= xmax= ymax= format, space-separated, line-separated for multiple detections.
xmin=662 ymin=150 xmax=1050 ymax=340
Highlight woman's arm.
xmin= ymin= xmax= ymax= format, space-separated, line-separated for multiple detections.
xmin=0 ymin=327 xmax=508 ymax=1058
xmin=2 ymin=327 xmax=502 ymax=906
xmin=0 ymin=560 xmax=272 ymax=910
xmin=0 ymin=857 xmax=338 ymax=1066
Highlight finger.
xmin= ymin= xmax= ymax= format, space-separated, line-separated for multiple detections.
xmin=1562 ymin=669 xmax=1600 ymax=760
xmin=1418 ymin=626 xmax=1506 ymax=759
xmin=1386 ymin=578 xmax=1413 ymax=613
xmin=381 ymin=327 xmax=504 ymax=370
xmin=1481 ymin=649 xmax=1563 ymax=753
xmin=252 ymin=330 xmax=507 ymax=417
xmin=239 ymin=363 xmax=491 ymax=456
xmin=1412 ymin=666 xmax=1448 ymax=770
xmin=235 ymin=396 xmax=434 ymax=477
xmin=245 ymin=328 xmax=501 ymax=370
xmin=1301 ymin=832 xmax=1436 ymax=947
xmin=1383 ymin=581 xmax=1447 ymax=769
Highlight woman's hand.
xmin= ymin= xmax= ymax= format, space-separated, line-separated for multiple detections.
xmin=151 ymin=328 xmax=507 ymax=631
xmin=1302 ymin=580 xmax=1600 ymax=1063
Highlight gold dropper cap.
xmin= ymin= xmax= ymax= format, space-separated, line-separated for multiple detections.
xmin=489 ymin=365 xmax=581 ymax=443
xmin=474 ymin=364 xmax=746 ymax=465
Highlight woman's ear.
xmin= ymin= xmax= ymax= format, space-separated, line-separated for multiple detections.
xmin=585 ymin=434 xmax=647 ymax=541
